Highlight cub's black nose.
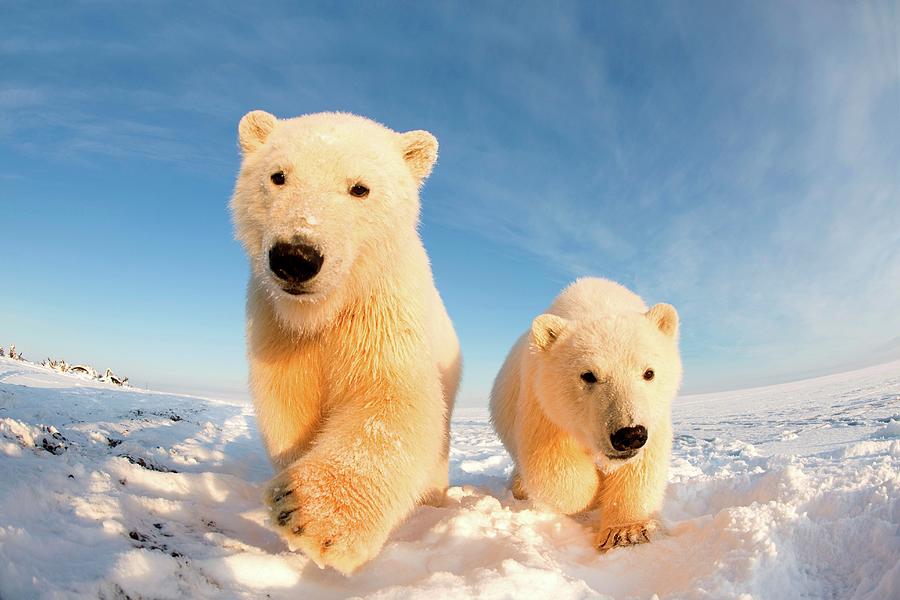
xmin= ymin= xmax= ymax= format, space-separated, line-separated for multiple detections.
xmin=268 ymin=240 xmax=324 ymax=286
xmin=610 ymin=425 xmax=648 ymax=451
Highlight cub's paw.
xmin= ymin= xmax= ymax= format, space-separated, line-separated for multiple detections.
xmin=595 ymin=520 xmax=658 ymax=554
xmin=264 ymin=464 xmax=383 ymax=574
xmin=510 ymin=471 xmax=529 ymax=501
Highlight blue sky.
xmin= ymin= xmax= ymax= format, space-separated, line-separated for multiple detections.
xmin=1 ymin=1 xmax=898 ymax=406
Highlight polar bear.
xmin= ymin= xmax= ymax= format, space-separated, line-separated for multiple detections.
xmin=230 ymin=110 xmax=461 ymax=574
xmin=490 ymin=277 xmax=681 ymax=552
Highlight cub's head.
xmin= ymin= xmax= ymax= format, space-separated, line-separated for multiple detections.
xmin=230 ymin=110 xmax=438 ymax=332
xmin=529 ymin=304 xmax=682 ymax=472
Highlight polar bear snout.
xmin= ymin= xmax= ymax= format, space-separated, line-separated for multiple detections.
xmin=609 ymin=425 xmax=648 ymax=455
xmin=268 ymin=237 xmax=324 ymax=292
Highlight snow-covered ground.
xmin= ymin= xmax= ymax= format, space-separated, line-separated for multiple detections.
xmin=1 ymin=356 xmax=898 ymax=599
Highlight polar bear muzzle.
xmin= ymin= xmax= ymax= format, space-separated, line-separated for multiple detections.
xmin=268 ymin=236 xmax=324 ymax=293
xmin=609 ymin=425 xmax=648 ymax=458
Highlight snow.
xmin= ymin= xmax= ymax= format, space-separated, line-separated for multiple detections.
xmin=0 ymin=356 xmax=898 ymax=599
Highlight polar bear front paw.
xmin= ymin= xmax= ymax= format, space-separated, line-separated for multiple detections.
xmin=265 ymin=463 xmax=382 ymax=574
xmin=595 ymin=520 xmax=657 ymax=553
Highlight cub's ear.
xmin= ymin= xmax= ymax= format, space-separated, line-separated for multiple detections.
xmin=646 ymin=303 xmax=679 ymax=338
xmin=399 ymin=130 xmax=438 ymax=183
xmin=531 ymin=314 xmax=569 ymax=351
xmin=238 ymin=110 xmax=278 ymax=155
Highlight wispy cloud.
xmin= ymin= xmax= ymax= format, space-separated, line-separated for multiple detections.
xmin=422 ymin=2 xmax=900 ymax=391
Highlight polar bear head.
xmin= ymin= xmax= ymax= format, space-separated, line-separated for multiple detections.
xmin=230 ymin=111 xmax=437 ymax=333
xmin=529 ymin=303 xmax=682 ymax=471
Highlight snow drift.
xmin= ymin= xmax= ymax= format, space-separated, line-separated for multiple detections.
xmin=0 ymin=357 xmax=898 ymax=599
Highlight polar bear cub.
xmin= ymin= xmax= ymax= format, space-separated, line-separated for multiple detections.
xmin=230 ymin=111 xmax=461 ymax=573
xmin=490 ymin=277 xmax=682 ymax=552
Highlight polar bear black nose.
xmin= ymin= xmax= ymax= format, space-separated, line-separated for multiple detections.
xmin=268 ymin=240 xmax=324 ymax=286
xmin=610 ymin=426 xmax=648 ymax=451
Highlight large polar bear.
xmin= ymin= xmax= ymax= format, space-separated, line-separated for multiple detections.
xmin=230 ymin=110 xmax=461 ymax=573
xmin=490 ymin=277 xmax=681 ymax=552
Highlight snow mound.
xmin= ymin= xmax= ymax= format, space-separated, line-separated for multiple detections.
xmin=1 ymin=357 xmax=898 ymax=599
xmin=875 ymin=418 xmax=900 ymax=439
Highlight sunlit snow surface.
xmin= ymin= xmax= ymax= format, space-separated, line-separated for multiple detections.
xmin=1 ymin=357 xmax=898 ymax=599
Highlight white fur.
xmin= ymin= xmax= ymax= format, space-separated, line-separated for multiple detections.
xmin=490 ymin=277 xmax=682 ymax=552
xmin=231 ymin=110 xmax=461 ymax=573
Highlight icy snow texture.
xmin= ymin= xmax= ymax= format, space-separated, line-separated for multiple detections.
xmin=0 ymin=357 xmax=898 ymax=599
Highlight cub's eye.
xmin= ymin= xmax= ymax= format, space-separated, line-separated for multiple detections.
xmin=580 ymin=371 xmax=598 ymax=384
xmin=349 ymin=183 xmax=370 ymax=198
xmin=270 ymin=171 xmax=286 ymax=185
xmin=643 ymin=368 xmax=655 ymax=381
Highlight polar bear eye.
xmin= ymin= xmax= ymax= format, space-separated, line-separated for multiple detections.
xmin=349 ymin=183 xmax=370 ymax=198
xmin=270 ymin=171 xmax=286 ymax=186
xmin=643 ymin=368 xmax=655 ymax=381
xmin=580 ymin=371 xmax=598 ymax=384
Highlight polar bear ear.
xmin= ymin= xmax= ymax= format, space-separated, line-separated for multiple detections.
xmin=531 ymin=314 xmax=569 ymax=351
xmin=399 ymin=130 xmax=439 ymax=183
xmin=646 ymin=303 xmax=679 ymax=338
xmin=238 ymin=110 xmax=278 ymax=155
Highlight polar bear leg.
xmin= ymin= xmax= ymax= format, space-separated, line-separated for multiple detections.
xmin=517 ymin=401 xmax=600 ymax=515
xmin=593 ymin=427 xmax=671 ymax=552
xmin=264 ymin=370 xmax=445 ymax=574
